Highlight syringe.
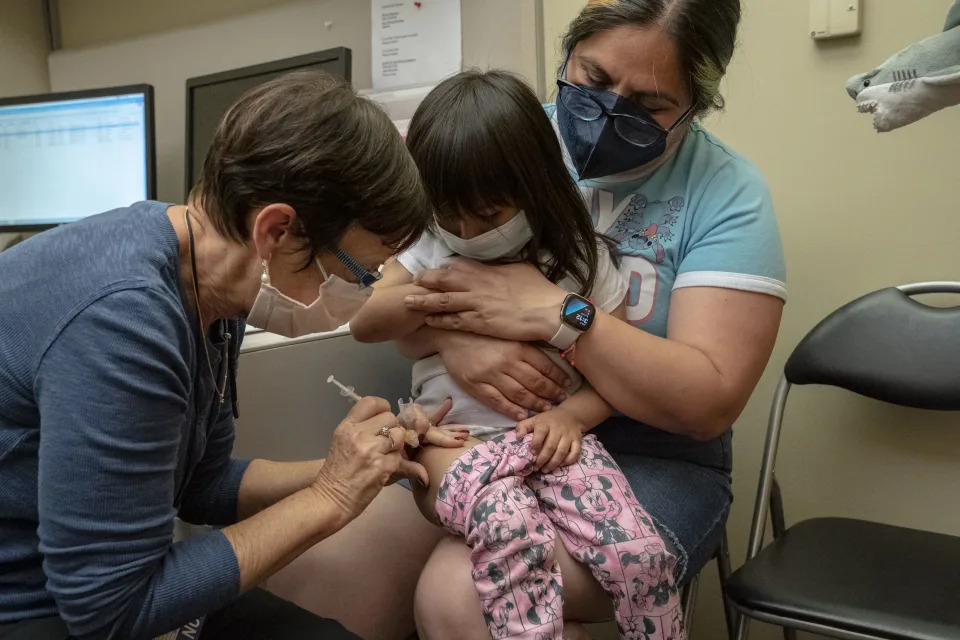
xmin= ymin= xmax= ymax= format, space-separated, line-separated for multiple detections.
xmin=397 ymin=398 xmax=422 ymax=448
xmin=327 ymin=376 xmax=420 ymax=447
xmin=326 ymin=374 xmax=362 ymax=402
xmin=397 ymin=398 xmax=416 ymax=428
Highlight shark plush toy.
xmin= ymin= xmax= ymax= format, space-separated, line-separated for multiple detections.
xmin=846 ymin=0 xmax=960 ymax=132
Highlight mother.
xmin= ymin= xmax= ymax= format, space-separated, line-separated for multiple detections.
xmin=272 ymin=0 xmax=785 ymax=637
xmin=408 ymin=0 xmax=785 ymax=635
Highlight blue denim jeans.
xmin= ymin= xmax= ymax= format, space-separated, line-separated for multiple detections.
xmin=594 ymin=417 xmax=733 ymax=585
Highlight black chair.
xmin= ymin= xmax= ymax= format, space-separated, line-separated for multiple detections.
xmin=680 ymin=527 xmax=737 ymax=639
xmin=726 ymin=282 xmax=960 ymax=640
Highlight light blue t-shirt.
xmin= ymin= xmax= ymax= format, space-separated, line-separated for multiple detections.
xmin=547 ymin=104 xmax=786 ymax=336
xmin=546 ymin=104 xmax=786 ymax=469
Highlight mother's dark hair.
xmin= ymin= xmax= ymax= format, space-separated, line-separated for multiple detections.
xmin=562 ymin=0 xmax=741 ymax=117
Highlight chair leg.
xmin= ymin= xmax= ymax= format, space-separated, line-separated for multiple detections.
xmin=770 ymin=477 xmax=796 ymax=640
xmin=734 ymin=612 xmax=750 ymax=640
xmin=715 ymin=530 xmax=737 ymax=640
xmin=680 ymin=573 xmax=700 ymax=637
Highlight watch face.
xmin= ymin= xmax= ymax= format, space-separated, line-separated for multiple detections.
xmin=562 ymin=295 xmax=595 ymax=332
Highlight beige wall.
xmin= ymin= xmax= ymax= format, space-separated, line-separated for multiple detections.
xmin=48 ymin=0 xmax=540 ymax=203
xmin=0 ymin=0 xmax=49 ymax=96
xmin=0 ymin=0 xmax=50 ymax=248
xmin=542 ymin=0 xmax=586 ymax=99
xmin=543 ymin=2 xmax=960 ymax=639
xmin=56 ymin=0 xmax=301 ymax=49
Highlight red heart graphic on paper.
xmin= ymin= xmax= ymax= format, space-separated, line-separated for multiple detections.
xmin=414 ymin=1 xmax=422 ymax=7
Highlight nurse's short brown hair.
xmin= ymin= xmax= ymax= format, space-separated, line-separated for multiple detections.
xmin=191 ymin=70 xmax=430 ymax=259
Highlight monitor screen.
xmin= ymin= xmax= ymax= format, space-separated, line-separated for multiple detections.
xmin=185 ymin=48 xmax=351 ymax=196
xmin=0 ymin=86 xmax=155 ymax=231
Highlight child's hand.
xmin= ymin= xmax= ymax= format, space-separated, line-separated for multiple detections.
xmin=398 ymin=398 xmax=467 ymax=449
xmin=422 ymin=425 xmax=471 ymax=448
xmin=399 ymin=398 xmax=451 ymax=434
xmin=516 ymin=408 xmax=585 ymax=472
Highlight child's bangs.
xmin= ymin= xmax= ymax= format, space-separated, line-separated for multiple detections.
xmin=425 ymin=122 xmax=522 ymax=222
xmin=407 ymin=74 xmax=528 ymax=222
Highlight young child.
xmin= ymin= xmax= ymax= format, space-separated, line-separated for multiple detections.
xmin=350 ymin=70 xmax=684 ymax=640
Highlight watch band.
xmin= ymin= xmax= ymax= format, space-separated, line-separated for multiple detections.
xmin=548 ymin=320 xmax=581 ymax=351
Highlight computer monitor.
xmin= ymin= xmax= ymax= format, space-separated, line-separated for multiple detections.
xmin=0 ymin=85 xmax=156 ymax=232
xmin=184 ymin=48 xmax=352 ymax=198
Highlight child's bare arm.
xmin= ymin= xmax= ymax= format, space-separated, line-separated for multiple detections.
xmin=513 ymin=383 xmax=610 ymax=472
xmin=554 ymin=383 xmax=613 ymax=431
xmin=545 ymin=297 xmax=627 ymax=429
xmin=350 ymin=259 xmax=432 ymax=343
xmin=514 ymin=298 xmax=627 ymax=471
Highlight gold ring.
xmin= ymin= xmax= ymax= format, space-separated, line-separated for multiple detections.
xmin=378 ymin=425 xmax=396 ymax=450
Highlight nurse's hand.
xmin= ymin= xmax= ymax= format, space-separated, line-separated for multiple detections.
xmin=312 ymin=397 xmax=424 ymax=524
xmin=405 ymin=260 xmax=568 ymax=343
xmin=432 ymin=332 xmax=571 ymax=422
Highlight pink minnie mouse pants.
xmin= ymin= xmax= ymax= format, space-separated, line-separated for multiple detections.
xmin=435 ymin=432 xmax=685 ymax=640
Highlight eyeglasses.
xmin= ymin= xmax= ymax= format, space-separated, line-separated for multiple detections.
xmin=556 ymin=77 xmax=693 ymax=147
xmin=334 ymin=247 xmax=382 ymax=288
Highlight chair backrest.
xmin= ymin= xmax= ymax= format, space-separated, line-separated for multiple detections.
xmin=784 ymin=283 xmax=960 ymax=411
xmin=744 ymin=282 xmax=960 ymax=562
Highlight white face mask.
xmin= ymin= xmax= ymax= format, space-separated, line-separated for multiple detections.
xmin=436 ymin=211 xmax=534 ymax=261
xmin=246 ymin=258 xmax=372 ymax=337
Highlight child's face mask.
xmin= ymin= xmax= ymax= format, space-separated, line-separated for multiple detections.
xmin=437 ymin=211 xmax=533 ymax=261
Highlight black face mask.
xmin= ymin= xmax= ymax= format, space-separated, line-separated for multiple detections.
xmin=555 ymin=78 xmax=691 ymax=181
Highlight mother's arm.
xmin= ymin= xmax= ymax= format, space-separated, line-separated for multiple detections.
xmin=404 ymin=261 xmax=782 ymax=441
xmin=575 ymin=286 xmax=782 ymax=440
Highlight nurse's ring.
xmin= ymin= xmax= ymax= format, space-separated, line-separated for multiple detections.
xmin=378 ymin=426 xmax=396 ymax=450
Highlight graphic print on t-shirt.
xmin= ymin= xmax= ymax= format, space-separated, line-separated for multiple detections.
xmin=609 ymin=194 xmax=684 ymax=265
xmin=590 ymin=189 xmax=686 ymax=327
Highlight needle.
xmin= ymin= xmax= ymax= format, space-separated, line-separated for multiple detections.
xmin=326 ymin=374 xmax=361 ymax=402
xmin=328 ymin=377 xmax=419 ymax=447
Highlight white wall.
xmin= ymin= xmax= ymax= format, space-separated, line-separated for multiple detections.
xmin=542 ymin=2 xmax=960 ymax=639
xmin=0 ymin=0 xmax=50 ymax=248
xmin=47 ymin=0 xmax=540 ymax=204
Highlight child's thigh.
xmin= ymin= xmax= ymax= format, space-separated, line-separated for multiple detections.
xmin=412 ymin=435 xmax=484 ymax=525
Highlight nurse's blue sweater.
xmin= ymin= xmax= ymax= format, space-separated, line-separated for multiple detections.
xmin=0 ymin=202 xmax=249 ymax=639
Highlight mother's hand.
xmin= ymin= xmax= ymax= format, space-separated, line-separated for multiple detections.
xmin=404 ymin=260 xmax=568 ymax=343
xmin=434 ymin=331 xmax=571 ymax=421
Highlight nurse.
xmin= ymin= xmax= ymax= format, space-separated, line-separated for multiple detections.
xmin=0 ymin=71 xmax=442 ymax=640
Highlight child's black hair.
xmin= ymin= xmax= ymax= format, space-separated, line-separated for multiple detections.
xmin=405 ymin=69 xmax=615 ymax=296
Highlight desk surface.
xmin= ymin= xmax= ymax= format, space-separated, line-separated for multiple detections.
xmin=239 ymin=325 xmax=351 ymax=354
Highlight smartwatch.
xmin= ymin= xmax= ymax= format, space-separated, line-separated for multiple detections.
xmin=548 ymin=293 xmax=596 ymax=350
